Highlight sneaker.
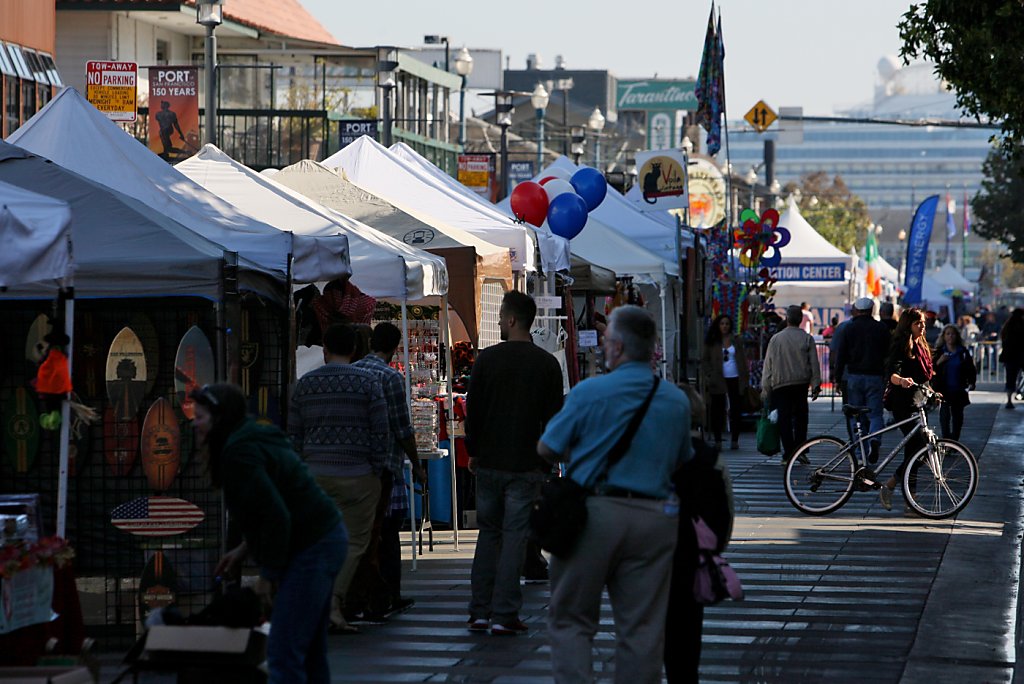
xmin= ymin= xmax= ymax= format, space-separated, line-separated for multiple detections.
xmin=348 ymin=610 xmax=389 ymax=625
xmin=467 ymin=618 xmax=490 ymax=632
xmin=490 ymin=619 xmax=529 ymax=636
xmin=879 ymin=486 xmax=893 ymax=511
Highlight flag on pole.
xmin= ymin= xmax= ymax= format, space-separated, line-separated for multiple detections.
xmin=945 ymin=193 xmax=956 ymax=239
xmin=865 ymin=229 xmax=881 ymax=296
xmin=963 ymin=191 xmax=971 ymax=236
xmin=695 ymin=4 xmax=725 ymax=156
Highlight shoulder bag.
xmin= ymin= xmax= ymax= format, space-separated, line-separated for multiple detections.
xmin=529 ymin=376 xmax=660 ymax=558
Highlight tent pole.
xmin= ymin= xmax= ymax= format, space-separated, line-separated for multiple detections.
xmin=56 ymin=289 xmax=74 ymax=538
xmin=401 ymin=300 xmax=417 ymax=570
xmin=441 ymin=295 xmax=459 ymax=551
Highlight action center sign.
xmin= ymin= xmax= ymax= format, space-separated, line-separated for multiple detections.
xmin=767 ymin=263 xmax=846 ymax=281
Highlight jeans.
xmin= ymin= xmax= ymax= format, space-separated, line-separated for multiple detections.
xmin=844 ymin=374 xmax=885 ymax=452
xmin=469 ymin=467 xmax=544 ymax=624
xmin=267 ymin=521 xmax=347 ymax=684
xmin=939 ymin=402 xmax=965 ymax=441
xmin=709 ymin=377 xmax=743 ymax=444
xmin=772 ymin=383 xmax=809 ymax=458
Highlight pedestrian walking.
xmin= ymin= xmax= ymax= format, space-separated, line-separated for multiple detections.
xmin=879 ymin=301 xmax=898 ymax=333
xmin=930 ymin=325 xmax=976 ymax=440
xmin=194 ymin=383 xmax=346 ymax=684
xmin=999 ymin=309 xmax=1024 ymax=409
xmin=761 ymin=305 xmax=821 ymax=460
xmin=799 ymin=302 xmax=815 ymax=335
xmin=465 ymin=291 xmax=563 ymax=636
xmin=349 ymin=322 xmax=427 ymax=620
xmin=700 ymin=314 xmax=748 ymax=450
xmin=664 ymin=385 xmax=733 ymax=684
xmin=878 ymin=308 xmax=934 ymax=511
xmin=832 ymin=298 xmax=891 ymax=463
xmin=538 ymin=305 xmax=691 ymax=684
xmin=288 ymin=323 xmax=390 ymax=634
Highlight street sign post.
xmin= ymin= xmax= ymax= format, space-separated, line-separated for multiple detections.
xmin=86 ymin=61 xmax=138 ymax=122
xmin=744 ymin=100 xmax=777 ymax=133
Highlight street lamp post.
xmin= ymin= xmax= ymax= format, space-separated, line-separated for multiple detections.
xmin=453 ymin=47 xmax=473 ymax=148
xmin=531 ymin=83 xmax=549 ymax=172
xmin=554 ymin=78 xmax=574 ymax=155
xmin=570 ymin=126 xmax=586 ymax=165
xmin=196 ymin=0 xmax=223 ymax=146
xmin=588 ymin=107 xmax=605 ymax=169
xmin=423 ymin=35 xmax=450 ymax=72
xmin=377 ymin=56 xmax=399 ymax=147
xmin=494 ymin=91 xmax=514 ymax=200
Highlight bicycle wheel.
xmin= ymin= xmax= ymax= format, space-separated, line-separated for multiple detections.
xmin=903 ymin=439 xmax=978 ymax=519
xmin=784 ymin=436 xmax=856 ymax=515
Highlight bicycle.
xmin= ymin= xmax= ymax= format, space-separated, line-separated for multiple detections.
xmin=783 ymin=383 xmax=979 ymax=518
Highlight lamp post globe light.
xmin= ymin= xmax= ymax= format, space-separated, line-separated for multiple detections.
xmin=588 ymin=106 xmax=605 ymax=168
xmin=196 ymin=0 xmax=223 ymax=146
xmin=531 ymin=83 xmax=549 ymax=172
xmin=570 ymin=126 xmax=586 ymax=165
xmin=454 ymin=46 xmax=473 ymax=147
xmin=898 ymin=228 xmax=908 ymax=289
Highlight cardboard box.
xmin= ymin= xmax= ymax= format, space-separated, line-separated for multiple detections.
xmin=0 ymin=666 xmax=93 ymax=683
xmin=126 ymin=625 xmax=266 ymax=682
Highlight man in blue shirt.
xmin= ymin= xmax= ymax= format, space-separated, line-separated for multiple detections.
xmin=538 ymin=305 xmax=691 ymax=684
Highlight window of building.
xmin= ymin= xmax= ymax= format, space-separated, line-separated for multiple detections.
xmin=156 ymin=40 xmax=169 ymax=66
xmin=5 ymin=75 xmax=20 ymax=136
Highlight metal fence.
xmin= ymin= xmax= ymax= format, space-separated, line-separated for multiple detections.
xmin=974 ymin=341 xmax=1005 ymax=384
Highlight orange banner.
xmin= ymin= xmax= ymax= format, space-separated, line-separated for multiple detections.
xmin=147 ymin=67 xmax=200 ymax=162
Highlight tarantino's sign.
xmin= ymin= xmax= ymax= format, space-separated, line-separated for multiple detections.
xmin=616 ymin=79 xmax=697 ymax=112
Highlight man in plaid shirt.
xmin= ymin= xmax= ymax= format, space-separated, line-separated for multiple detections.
xmin=352 ymin=323 xmax=426 ymax=617
xmin=289 ymin=323 xmax=389 ymax=633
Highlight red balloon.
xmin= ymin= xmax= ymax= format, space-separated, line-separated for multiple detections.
xmin=538 ymin=176 xmax=557 ymax=185
xmin=510 ymin=181 xmax=549 ymax=227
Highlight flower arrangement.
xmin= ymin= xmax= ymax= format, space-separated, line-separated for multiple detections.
xmin=0 ymin=536 xmax=75 ymax=580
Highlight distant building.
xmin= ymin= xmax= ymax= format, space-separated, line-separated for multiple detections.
xmin=727 ymin=57 xmax=995 ymax=277
xmin=1 ymin=3 xmax=63 ymax=137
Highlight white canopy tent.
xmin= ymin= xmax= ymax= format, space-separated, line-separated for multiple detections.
xmin=0 ymin=181 xmax=73 ymax=536
xmin=930 ymin=261 xmax=975 ymax=294
xmin=389 ymin=143 xmax=570 ymax=274
xmin=8 ymin=88 xmax=351 ymax=286
xmin=176 ymin=146 xmax=458 ymax=553
xmin=769 ymin=199 xmax=858 ymax=325
xmin=176 ymin=146 xmax=448 ymax=302
xmin=271 ymin=158 xmax=511 ymax=348
xmin=323 ymin=136 xmax=534 ymax=273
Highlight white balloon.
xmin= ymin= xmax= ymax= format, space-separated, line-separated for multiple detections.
xmin=543 ymin=179 xmax=576 ymax=204
xmin=540 ymin=167 xmax=572 ymax=183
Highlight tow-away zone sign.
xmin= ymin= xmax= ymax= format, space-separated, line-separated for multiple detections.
xmin=86 ymin=61 xmax=138 ymax=122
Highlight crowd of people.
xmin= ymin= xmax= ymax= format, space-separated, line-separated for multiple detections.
xmin=180 ymin=285 xmax=1024 ymax=683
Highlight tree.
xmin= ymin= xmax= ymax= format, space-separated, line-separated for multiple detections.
xmin=781 ymin=172 xmax=872 ymax=253
xmin=898 ymin=1 xmax=1024 ymax=156
xmin=971 ymin=147 xmax=1024 ymax=262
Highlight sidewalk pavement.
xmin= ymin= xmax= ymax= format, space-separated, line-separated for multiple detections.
xmin=108 ymin=384 xmax=1024 ymax=682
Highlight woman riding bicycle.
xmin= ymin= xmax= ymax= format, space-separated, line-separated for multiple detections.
xmin=878 ymin=308 xmax=934 ymax=511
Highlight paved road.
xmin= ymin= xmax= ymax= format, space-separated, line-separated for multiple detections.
xmin=321 ymin=386 xmax=1023 ymax=683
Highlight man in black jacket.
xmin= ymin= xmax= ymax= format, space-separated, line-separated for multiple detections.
xmin=465 ymin=291 xmax=563 ymax=636
xmin=832 ymin=298 xmax=892 ymax=463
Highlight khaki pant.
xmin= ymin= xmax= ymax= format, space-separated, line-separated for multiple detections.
xmin=315 ymin=473 xmax=382 ymax=603
xmin=547 ymin=496 xmax=678 ymax=684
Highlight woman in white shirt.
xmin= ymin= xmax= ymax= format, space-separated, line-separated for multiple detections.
xmin=700 ymin=315 xmax=749 ymax=450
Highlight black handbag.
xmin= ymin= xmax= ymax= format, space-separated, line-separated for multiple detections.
xmin=529 ymin=376 xmax=660 ymax=558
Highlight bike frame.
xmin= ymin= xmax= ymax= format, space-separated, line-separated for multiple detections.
xmin=815 ymin=405 xmax=936 ymax=483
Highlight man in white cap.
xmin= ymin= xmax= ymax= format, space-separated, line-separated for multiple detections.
xmin=832 ymin=297 xmax=892 ymax=464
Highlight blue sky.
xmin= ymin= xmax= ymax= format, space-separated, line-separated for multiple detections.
xmin=301 ymin=0 xmax=917 ymax=116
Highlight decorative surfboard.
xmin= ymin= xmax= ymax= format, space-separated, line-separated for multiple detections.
xmin=4 ymin=388 xmax=39 ymax=473
xmin=141 ymin=397 xmax=181 ymax=492
xmin=106 ymin=327 xmax=147 ymax=422
xmin=25 ymin=314 xmax=49 ymax=364
xmin=139 ymin=551 xmax=178 ymax=617
xmin=129 ymin=314 xmax=160 ymax=397
xmin=74 ymin=313 xmax=105 ymax=400
xmin=103 ymin=406 xmax=138 ymax=477
xmin=239 ymin=309 xmax=261 ymax=397
xmin=174 ymin=326 xmax=215 ymax=420
xmin=110 ymin=496 xmax=205 ymax=537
